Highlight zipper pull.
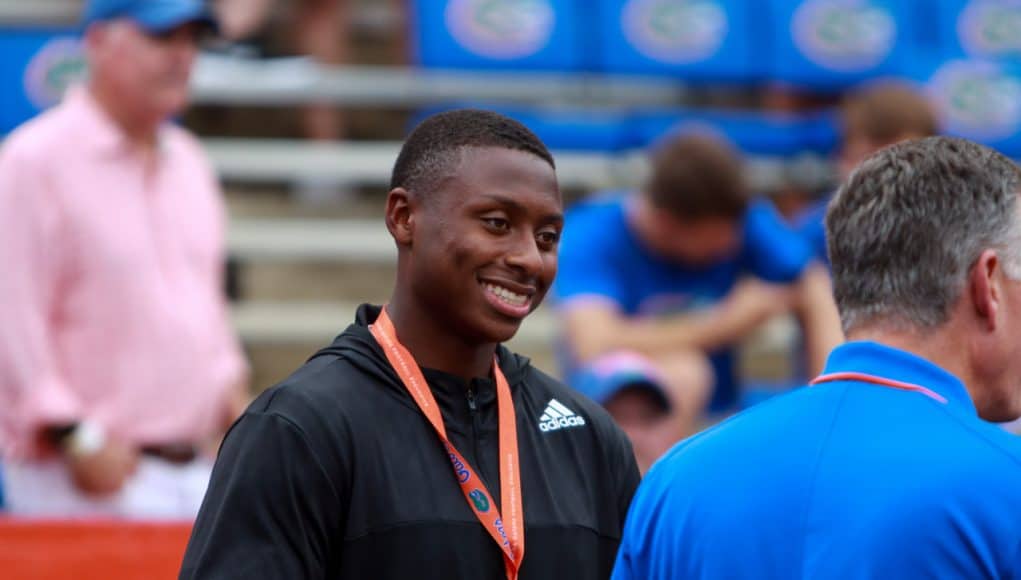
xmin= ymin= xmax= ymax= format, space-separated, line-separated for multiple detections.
xmin=466 ymin=387 xmax=477 ymax=413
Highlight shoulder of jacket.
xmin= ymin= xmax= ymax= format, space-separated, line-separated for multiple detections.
xmin=249 ymin=354 xmax=373 ymax=420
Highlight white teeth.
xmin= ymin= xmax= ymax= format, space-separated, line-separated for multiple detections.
xmin=482 ymin=283 xmax=528 ymax=307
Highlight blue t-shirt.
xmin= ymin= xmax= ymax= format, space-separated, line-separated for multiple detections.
xmin=613 ymin=341 xmax=1021 ymax=579
xmin=554 ymin=195 xmax=813 ymax=411
xmin=794 ymin=195 xmax=830 ymax=265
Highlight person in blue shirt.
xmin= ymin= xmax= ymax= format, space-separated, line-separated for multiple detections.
xmin=795 ymin=82 xmax=938 ymax=264
xmin=555 ymin=132 xmax=842 ymax=467
xmin=614 ymin=136 xmax=1021 ymax=579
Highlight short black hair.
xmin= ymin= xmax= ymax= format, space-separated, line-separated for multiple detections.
xmin=390 ymin=109 xmax=556 ymax=194
xmin=645 ymin=131 xmax=747 ymax=221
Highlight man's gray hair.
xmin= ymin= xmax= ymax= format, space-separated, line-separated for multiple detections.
xmin=826 ymin=136 xmax=1021 ymax=334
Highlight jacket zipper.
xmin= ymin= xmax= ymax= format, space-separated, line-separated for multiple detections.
xmin=466 ymin=387 xmax=486 ymax=487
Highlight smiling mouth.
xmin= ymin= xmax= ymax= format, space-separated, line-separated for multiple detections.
xmin=479 ymin=279 xmax=534 ymax=319
xmin=481 ymin=282 xmax=528 ymax=307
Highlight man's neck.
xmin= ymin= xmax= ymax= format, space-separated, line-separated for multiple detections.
xmin=625 ymin=194 xmax=669 ymax=257
xmin=87 ymin=82 xmax=160 ymax=150
xmin=385 ymin=292 xmax=497 ymax=383
xmin=847 ymin=323 xmax=977 ymax=399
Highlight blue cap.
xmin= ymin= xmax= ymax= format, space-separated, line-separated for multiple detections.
xmin=573 ymin=352 xmax=671 ymax=412
xmin=82 ymin=0 xmax=218 ymax=34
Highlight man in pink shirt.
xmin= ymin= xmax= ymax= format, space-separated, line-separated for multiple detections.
xmin=0 ymin=0 xmax=248 ymax=518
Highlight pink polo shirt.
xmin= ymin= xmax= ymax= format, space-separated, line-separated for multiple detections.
xmin=0 ymin=87 xmax=247 ymax=458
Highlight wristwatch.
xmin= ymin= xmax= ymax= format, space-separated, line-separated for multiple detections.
xmin=61 ymin=421 xmax=107 ymax=458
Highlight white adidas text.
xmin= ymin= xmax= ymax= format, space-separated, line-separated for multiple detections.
xmin=538 ymin=399 xmax=586 ymax=432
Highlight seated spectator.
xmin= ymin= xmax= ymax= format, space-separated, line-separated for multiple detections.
xmin=0 ymin=0 xmax=248 ymax=518
xmin=795 ymin=82 xmax=939 ymax=262
xmin=573 ymin=352 xmax=672 ymax=473
xmin=555 ymin=132 xmax=842 ymax=461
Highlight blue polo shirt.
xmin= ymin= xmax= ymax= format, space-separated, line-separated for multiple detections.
xmin=555 ymin=195 xmax=813 ymax=411
xmin=613 ymin=341 xmax=1021 ymax=579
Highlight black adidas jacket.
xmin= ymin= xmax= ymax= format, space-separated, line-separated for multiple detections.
xmin=180 ymin=305 xmax=641 ymax=579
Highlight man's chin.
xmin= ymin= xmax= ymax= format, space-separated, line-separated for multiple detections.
xmin=488 ymin=322 xmax=525 ymax=345
xmin=472 ymin=313 xmax=526 ymax=345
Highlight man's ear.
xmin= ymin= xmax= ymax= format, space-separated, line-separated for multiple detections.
xmin=970 ymin=249 xmax=1001 ymax=332
xmin=385 ymin=187 xmax=415 ymax=247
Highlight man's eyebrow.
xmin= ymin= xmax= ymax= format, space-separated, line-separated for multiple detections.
xmin=477 ymin=193 xmax=564 ymax=223
xmin=477 ymin=193 xmax=526 ymax=211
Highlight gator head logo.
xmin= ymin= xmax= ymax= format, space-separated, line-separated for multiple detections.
xmin=24 ymin=38 xmax=86 ymax=110
xmin=623 ymin=0 xmax=728 ymax=64
xmin=468 ymin=489 xmax=491 ymax=512
xmin=792 ymin=0 xmax=896 ymax=72
xmin=929 ymin=60 xmax=1021 ymax=141
xmin=446 ymin=0 xmax=555 ymax=59
xmin=958 ymin=0 xmax=1021 ymax=60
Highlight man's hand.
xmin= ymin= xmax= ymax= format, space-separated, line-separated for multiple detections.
xmin=792 ymin=263 xmax=844 ymax=375
xmin=716 ymin=277 xmax=797 ymax=338
xmin=66 ymin=439 xmax=139 ymax=497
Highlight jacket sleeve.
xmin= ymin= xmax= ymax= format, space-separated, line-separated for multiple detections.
xmin=180 ymin=410 xmax=346 ymax=579
xmin=614 ymin=430 xmax=641 ymax=527
xmin=610 ymin=431 xmax=641 ymax=580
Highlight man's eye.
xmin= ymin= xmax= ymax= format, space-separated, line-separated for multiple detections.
xmin=483 ymin=217 xmax=510 ymax=231
xmin=537 ymin=230 xmax=560 ymax=246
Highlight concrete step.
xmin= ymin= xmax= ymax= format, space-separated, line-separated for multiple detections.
xmin=229 ymin=217 xmax=393 ymax=262
xmin=206 ymin=138 xmax=632 ymax=191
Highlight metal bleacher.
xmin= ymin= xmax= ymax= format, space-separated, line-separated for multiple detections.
xmin=200 ymin=55 xmax=682 ymax=383
xmin=0 ymin=0 xmax=829 ymax=387
xmin=202 ymin=136 xmax=637 ymax=191
xmin=196 ymin=51 xmax=822 ymax=384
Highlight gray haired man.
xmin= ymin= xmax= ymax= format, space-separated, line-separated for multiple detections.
xmin=613 ymin=137 xmax=1021 ymax=579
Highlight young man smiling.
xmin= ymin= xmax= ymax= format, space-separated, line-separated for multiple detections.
xmin=180 ymin=110 xmax=641 ymax=580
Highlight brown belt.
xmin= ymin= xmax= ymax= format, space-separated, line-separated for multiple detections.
xmin=139 ymin=443 xmax=199 ymax=465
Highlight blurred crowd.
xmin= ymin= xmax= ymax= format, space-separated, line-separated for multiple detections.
xmin=0 ymin=0 xmax=1017 ymax=520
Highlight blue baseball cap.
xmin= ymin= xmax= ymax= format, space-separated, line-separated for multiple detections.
xmin=573 ymin=352 xmax=671 ymax=412
xmin=82 ymin=0 xmax=218 ymax=34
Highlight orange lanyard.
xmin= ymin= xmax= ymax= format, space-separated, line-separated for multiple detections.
xmin=369 ymin=307 xmax=525 ymax=579
xmin=810 ymin=371 xmax=948 ymax=404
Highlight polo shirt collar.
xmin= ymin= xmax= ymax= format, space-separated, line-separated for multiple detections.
xmin=819 ymin=341 xmax=976 ymax=414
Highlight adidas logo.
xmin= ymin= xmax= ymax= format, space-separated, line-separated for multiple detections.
xmin=538 ymin=399 xmax=587 ymax=432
